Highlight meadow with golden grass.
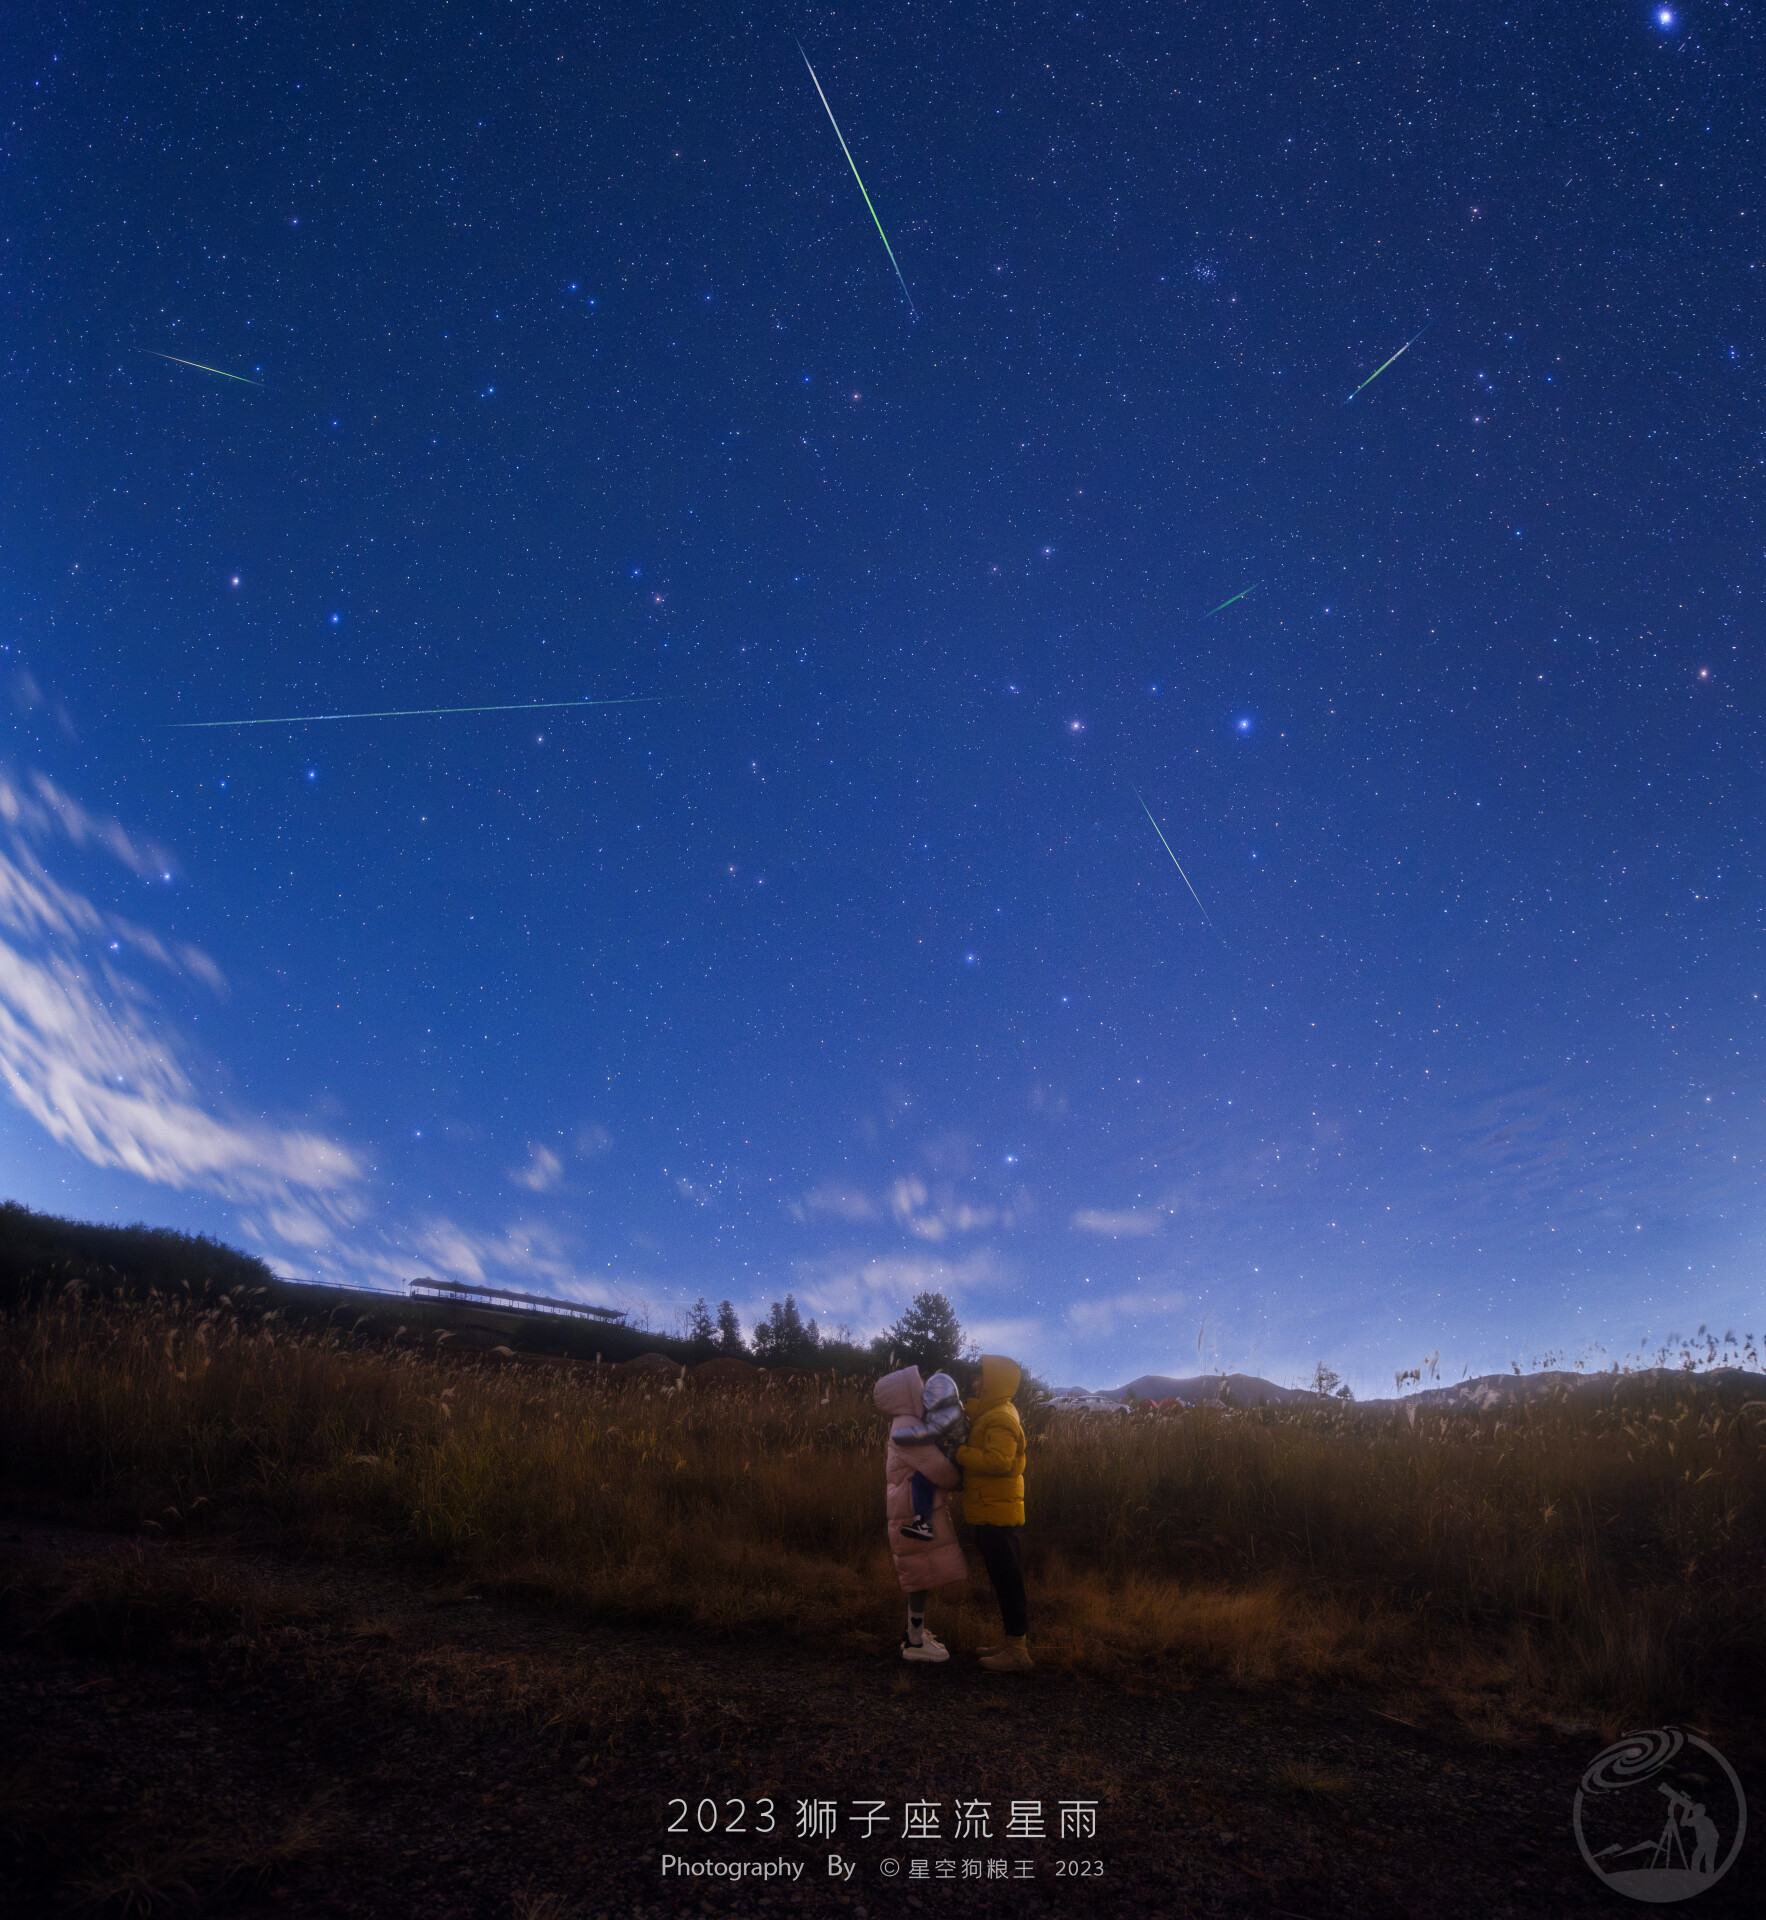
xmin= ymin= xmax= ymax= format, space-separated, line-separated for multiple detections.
xmin=5 ymin=1284 xmax=1764 ymax=1730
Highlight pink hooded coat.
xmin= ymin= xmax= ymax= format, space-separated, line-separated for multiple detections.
xmin=873 ymin=1366 xmax=968 ymax=1593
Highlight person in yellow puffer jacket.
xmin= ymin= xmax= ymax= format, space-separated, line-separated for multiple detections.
xmin=955 ymin=1354 xmax=1032 ymax=1670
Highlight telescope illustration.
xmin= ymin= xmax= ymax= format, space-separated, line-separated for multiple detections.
xmin=1594 ymin=1782 xmax=1703 ymax=1874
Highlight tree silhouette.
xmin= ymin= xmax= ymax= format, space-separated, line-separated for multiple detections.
xmin=685 ymin=1298 xmax=716 ymax=1353
xmin=753 ymin=1293 xmax=816 ymax=1366
xmin=877 ymin=1290 xmax=970 ymax=1376
xmin=714 ymin=1299 xmax=745 ymax=1356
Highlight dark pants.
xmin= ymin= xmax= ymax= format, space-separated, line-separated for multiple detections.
xmin=972 ymin=1524 xmax=1028 ymax=1638
xmin=909 ymin=1470 xmax=936 ymax=1521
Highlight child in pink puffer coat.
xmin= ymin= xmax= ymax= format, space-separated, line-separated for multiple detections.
xmin=873 ymin=1365 xmax=968 ymax=1663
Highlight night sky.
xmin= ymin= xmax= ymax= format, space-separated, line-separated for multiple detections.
xmin=3 ymin=3 xmax=1760 ymax=1390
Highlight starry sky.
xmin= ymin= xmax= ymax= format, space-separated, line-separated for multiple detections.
xmin=3 ymin=3 xmax=1760 ymax=1391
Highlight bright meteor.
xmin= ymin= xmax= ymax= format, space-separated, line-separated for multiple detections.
xmin=1344 ymin=321 xmax=1432 ymax=403
xmin=144 ymin=351 xmax=263 ymax=387
xmin=1133 ymin=788 xmax=1224 ymax=946
xmin=169 ymin=695 xmax=665 ymax=729
xmin=1206 ymin=582 xmax=1261 ymax=617
xmin=797 ymin=43 xmax=915 ymax=318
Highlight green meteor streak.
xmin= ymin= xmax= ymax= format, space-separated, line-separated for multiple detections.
xmin=1206 ymin=582 xmax=1261 ymax=617
xmin=169 ymin=695 xmax=664 ymax=730
xmin=144 ymin=351 xmax=263 ymax=387
xmin=798 ymin=43 xmax=915 ymax=317
xmin=1345 ymin=320 xmax=1432 ymax=403
xmin=1133 ymin=788 xmax=1224 ymax=946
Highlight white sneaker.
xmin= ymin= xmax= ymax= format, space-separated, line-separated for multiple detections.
xmin=901 ymin=1631 xmax=950 ymax=1663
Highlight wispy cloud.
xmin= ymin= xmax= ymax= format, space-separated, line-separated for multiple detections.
xmin=889 ymin=1175 xmax=999 ymax=1241
xmin=406 ymin=1214 xmax=625 ymax=1312
xmin=508 ymin=1144 xmax=563 ymax=1192
xmin=0 ymin=767 xmax=176 ymax=883
xmin=788 ymin=1249 xmax=1000 ymax=1334
xmin=964 ymin=1315 xmax=1045 ymax=1355
xmin=790 ymin=1174 xmax=1009 ymax=1239
xmin=0 ymin=768 xmax=360 ymax=1204
xmin=790 ymin=1183 xmax=878 ymax=1223
xmin=1064 ymin=1287 xmax=1188 ymax=1338
xmin=1071 ymin=1207 xmax=1163 ymax=1238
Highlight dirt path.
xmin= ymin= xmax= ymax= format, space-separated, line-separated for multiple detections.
xmin=2 ymin=1526 xmax=1756 ymax=1918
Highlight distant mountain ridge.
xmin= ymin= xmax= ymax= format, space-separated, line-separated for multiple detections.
xmin=1357 ymin=1365 xmax=1766 ymax=1411
xmin=1061 ymin=1366 xmax=1766 ymax=1411
xmin=1117 ymin=1373 xmax=1319 ymax=1407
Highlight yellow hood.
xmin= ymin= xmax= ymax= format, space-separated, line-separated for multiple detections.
xmin=972 ymin=1353 xmax=1020 ymax=1410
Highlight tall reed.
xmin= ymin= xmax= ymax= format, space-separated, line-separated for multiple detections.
xmin=5 ymin=1287 xmax=1762 ymax=1720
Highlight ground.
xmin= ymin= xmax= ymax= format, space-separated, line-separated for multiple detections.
xmin=1 ymin=1525 xmax=1756 ymax=1918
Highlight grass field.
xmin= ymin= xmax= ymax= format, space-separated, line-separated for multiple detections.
xmin=5 ymin=1283 xmax=1764 ymax=1731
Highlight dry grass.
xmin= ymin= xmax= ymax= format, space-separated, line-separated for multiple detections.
xmin=70 ymin=1844 xmax=206 ymax=1918
xmin=1276 ymin=1759 xmax=1352 ymax=1801
xmin=4 ymin=1286 xmax=1764 ymax=1724
xmin=66 ymin=1796 xmax=336 ymax=1917
xmin=510 ymin=1896 xmax=580 ymax=1920
xmin=33 ymin=1544 xmax=307 ymax=1658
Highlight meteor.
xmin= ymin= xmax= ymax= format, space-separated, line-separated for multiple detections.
xmin=169 ymin=695 xmax=665 ymax=729
xmin=1133 ymin=788 xmax=1224 ymax=946
xmin=143 ymin=351 xmax=263 ymax=387
xmin=1344 ymin=321 xmax=1432 ymax=403
xmin=797 ymin=42 xmax=915 ymax=317
xmin=1206 ymin=582 xmax=1261 ymax=617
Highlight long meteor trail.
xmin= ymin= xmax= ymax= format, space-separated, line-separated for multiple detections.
xmin=169 ymin=695 xmax=665 ymax=729
xmin=1133 ymin=788 xmax=1224 ymax=946
xmin=1206 ymin=582 xmax=1261 ymax=616
xmin=144 ymin=351 xmax=263 ymax=387
xmin=798 ymin=42 xmax=915 ymax=317
xmin=1345 ymin=321 xmax=1432 ymax=403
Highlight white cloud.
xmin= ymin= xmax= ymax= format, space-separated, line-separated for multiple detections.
xmin=575 ymin=1122 xmax=612 ymax=1158
xmin=509 ymin=1144 xmax=563 ymax=1192
xmin=1071 ymin=1207 xmax=1163 ymax=1238
xmin=404 ymin=1214 xmax=625 ymax=1313
xmin=964 ymin=1316 xmax=1045 ymax=1355
xmin=787 ymin=1250 xmax=999 ymax=1335
xmin=889 ymin=1175 xmax=999 ymax=1241
xmin=0 ymin=771 xmax=360 ymax=1204
xmin=256 ymin=1200 xmax=359 ymax=1252
xmin=791 ymin=1183 xmax=878 ymax=1223
xmin=0 ymin=766 xmax=175 ymax=883
xmin=1064 ymin=1287 xmax=1188 ymax=1338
